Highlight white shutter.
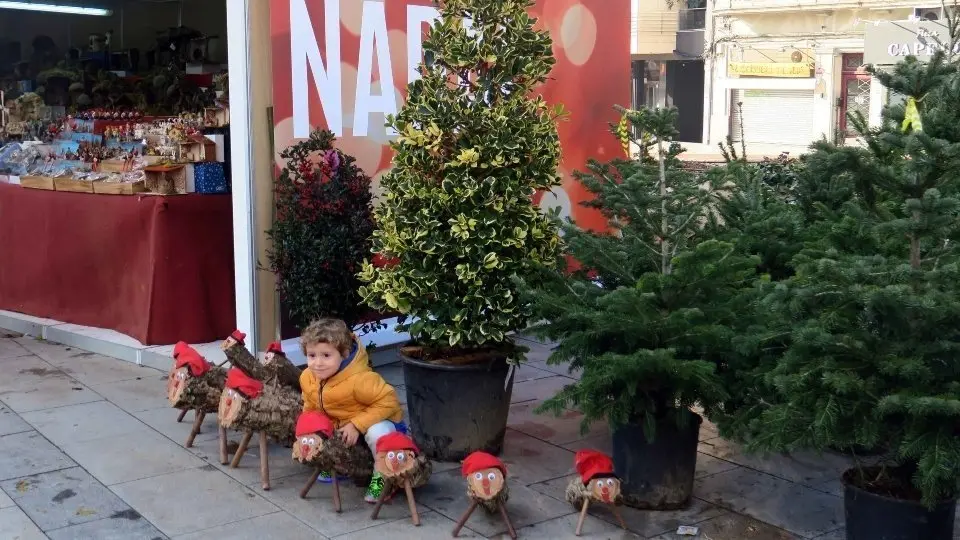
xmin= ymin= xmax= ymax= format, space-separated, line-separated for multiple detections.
xmin=731 ymin=89 xmax=816 ymax=147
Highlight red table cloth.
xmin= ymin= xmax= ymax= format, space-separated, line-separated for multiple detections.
xmin=0 ymin=184 xmax=236 ymax=345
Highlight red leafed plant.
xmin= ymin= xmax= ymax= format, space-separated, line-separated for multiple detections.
xmin=266 ymin=129 xmax=380 ymax=333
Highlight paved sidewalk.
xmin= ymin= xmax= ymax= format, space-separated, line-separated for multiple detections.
xmin=0 ymin=330 xmax=865 ymax=539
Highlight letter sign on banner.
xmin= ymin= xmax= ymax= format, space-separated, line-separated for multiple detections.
xmin=270 ymin=0 xmax=630 ymax=231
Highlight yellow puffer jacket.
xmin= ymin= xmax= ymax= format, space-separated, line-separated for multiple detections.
xmin=299 ymin=337 xmax=402 ymax=434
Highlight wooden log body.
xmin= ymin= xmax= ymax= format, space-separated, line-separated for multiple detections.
xmin=263 ymin=352 xmax=302 ymax=390
xmin=292 ymin=433 xmax=374 ymax=481
xmin=168 ymin=365 xmax=227 ymax=413
xmin=218 ymin=384 xmax=302 ymax=442
xmin=223 ymin=342 xmax=270 ymax=381
xmin=564 ymin=475 xmax=624 ymax=510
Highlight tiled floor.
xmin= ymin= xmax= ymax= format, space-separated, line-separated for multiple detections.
xmin=0 ymin=330 xmax=913 ymax=539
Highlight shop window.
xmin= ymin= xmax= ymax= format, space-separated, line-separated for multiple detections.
xmin=840 ymin=53 xmax=871 ymax=138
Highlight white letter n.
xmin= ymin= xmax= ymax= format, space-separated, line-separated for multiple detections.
xmin=291 ymin=0 xmax=342 ymax=137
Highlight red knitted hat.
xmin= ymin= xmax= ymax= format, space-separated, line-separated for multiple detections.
xmin=295 ymin=411 xmax=334 ymax=438
xmin=174 ymin=349 xmax=210 ymax=377
xmin=225 ymin=368 xmax=263 ymax=399
xmin=574 ymin=450 xmax=616 ymax=483
xmin=266 ymin=341 xmax=284 ymax=355
xmin=172 ymin=341 xmax=192 ymax=359
xmin=461 ymin=451 xmax=507 ymax=477
xmin=229 ymin=330 xmax=246 ymax=343
xmin=376 ymin=432 xmax=418 ymax=454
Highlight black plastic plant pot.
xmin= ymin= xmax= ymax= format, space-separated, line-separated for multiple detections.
xmin=400 ymin=351 xmax=514 ymax=462
xmin=842 ymin=469 xmax=957 ymax=540
xmin=611 ymin=411 xmax=702 ymax=510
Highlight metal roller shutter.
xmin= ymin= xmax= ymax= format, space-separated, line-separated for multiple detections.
xmin=730 ymin=89 xmax=816 ymax=147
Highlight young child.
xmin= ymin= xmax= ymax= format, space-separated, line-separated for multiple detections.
xmin=299 ymin=318 xmax=404 ymax=502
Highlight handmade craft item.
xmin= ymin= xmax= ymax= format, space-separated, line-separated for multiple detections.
xmin=292 ymin=411 xmax=375 ymax=512
xmin=166 ymin=341 xmax=226 ymax=448
xmin=452 ymin=451 xmax=516 ymax=539
xmin=565 ymin=450 xmax=628 ymax=535
xmin=218 ymin=368 xmax=302 ymax=490
xmin=220 ymin=330 xmax=270 ymax=381
xmin=369 ymin=432 xmax=432 ymax=526
xmin=263 ymin=341 xmax=301 ymax=390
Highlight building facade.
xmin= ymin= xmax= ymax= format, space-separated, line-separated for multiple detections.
xmin=701 ymin=0 xmax=944 ymax=154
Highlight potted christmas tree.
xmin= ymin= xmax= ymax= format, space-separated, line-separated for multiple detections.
xmin=727 ymin=54 xmax=960 ymax=539
xmin=520 ymin=107 xmax=758 ymax=509
xmin=358 ymin=0 xmax=563 ymax=461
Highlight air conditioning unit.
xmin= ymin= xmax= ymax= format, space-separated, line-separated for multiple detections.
xmin=911 ymin=7 xmax=943 ymax=21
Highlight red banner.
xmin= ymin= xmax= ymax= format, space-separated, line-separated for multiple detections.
xmin=269 ymin=0 xmax=630 ymax=231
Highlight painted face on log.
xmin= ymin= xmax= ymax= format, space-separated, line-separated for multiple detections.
xmin=466 ymin=468 xmax=505 ymax=500
xmin=589 ymin=477 xmax=621 ymax=503
xmin=220 ymin=336 xmax=238 ymax=351
xmin=376 ymin=449 xmax=418 ymax=478
xmin=167 ymin=366 xmax=189 ymax=405
xmin=218 ymin=387 xmax=246 ymax=426
xmin=264 ymin=351 xmax=275 ymax=365
xmin=292 ymin=433 xmax=325 ymax=462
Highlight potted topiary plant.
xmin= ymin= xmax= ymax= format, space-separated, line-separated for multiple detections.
xmin=358 ymin=0 xmax=564 ymax=461
xmin=267 ymin=129 xmax=379 ymax=334
xmin=722 ymin=53 xmax=960 ymax=540
xmin=519 ymin=107 xmax=758 ymax=509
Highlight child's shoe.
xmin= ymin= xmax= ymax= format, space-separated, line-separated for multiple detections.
xmin=316 ymin=471 xmax=349 ymax=484
xmin=364 ymin=471 xmax=385 ymax=503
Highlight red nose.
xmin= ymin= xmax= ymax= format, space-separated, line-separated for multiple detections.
xmin=482 ymin=479 xmax=490 ymax=494
xmin=225 ymin=398 xmax=232 ymax=407
xmin=601 ymin=487 xmax=610 ymax=500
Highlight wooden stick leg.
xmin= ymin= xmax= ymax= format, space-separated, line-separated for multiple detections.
xmin=575 ymin=498 xmax=590 ymax=536
xmin=259 ymin=432 xmax=270 ymax=490
xmin=218 ymin=426 xmax=228 ymax=465
xmin=176 ymin=409 xmax=188 ymax=422
xmin=230 ymin=431 xmax=254 ymax=468
xmin=185 ymin=411 xmax=206 ymax=448
xmin=300 ymin=468 xmax=322 ymax=499
xmin=404 ymin=479 xmax=420 ymax=526
xmin=370 ymin=487 xmax=389 ymax=520
xmin=452 ymin=500 xmax=479 ymax=538
xmin=498 ymin=502 xmax=517 ymax=540
xmin=332 ymin=474 xmax=342 ymax=513
xmin=610 ymin=504 xmax=627 ymax=530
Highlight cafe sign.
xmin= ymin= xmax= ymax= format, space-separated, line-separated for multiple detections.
xmin=728 ymin=61 xmax=812 ymax=78
xmin=864 ymin=19 xmax=960 ymax=65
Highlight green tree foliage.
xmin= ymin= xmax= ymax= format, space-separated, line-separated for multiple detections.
xmin=724 ymin=53 xmax=960 ymax=506
xmin=267 ymin=130 xmax=378 ymax=333
xmin=358 ymin=0 xmax=563 ymax=353
xmin=521 ymin=108 xmax=758 ymax=438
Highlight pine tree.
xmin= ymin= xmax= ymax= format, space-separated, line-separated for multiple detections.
xmin=522 ymin=108 xmax=758 ymax=437
xmin=731 ymin=53 xmax=960 ymax=506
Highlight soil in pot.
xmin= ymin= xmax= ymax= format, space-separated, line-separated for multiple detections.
xmin=401 ymin=345 xmax=516 ymax=462
xmin=842 ymin=465 xmax=957 ymax=540
xmin=612 ymin=410 xmax=702 ymax=510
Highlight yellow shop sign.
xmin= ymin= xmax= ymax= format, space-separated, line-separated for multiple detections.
xmin=728 ymin=62 xmax=811 ymax=78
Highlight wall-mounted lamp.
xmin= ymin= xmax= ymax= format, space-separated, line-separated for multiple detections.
xmin=0 ymin=1 xmax=112 ymax=16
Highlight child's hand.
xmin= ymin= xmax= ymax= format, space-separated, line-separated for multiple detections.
xmin=337 ymin=422 xmax=360 ymax=446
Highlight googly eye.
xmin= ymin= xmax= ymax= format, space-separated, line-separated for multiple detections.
xmin=487 ymin=472 xmax=497 ymax=481
xmin=387 ymin=451 xmax=396 ymax=460
xmin=474 ymin=472 xmax=483 ymax=480
xmin=397 ymin=452 xmax=406 ymax=461
xmin=300 ymin=437 xmax=309 ymax=445
xmin=307 ymin=437 xmax=316 ymax=445
xmin=606 ymin=479 xmax=615 ymax=487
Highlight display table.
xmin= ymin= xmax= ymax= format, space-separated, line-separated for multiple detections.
xmin=0 ymin=183 xmax=236 ymax=345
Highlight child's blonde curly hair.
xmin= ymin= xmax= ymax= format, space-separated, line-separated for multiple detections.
xmin=300 ymin=318 xmax=353 ymax=357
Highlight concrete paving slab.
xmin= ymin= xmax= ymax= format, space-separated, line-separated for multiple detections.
xmin=416 ymin=469 xmax=572 ymax=537
xmin=14 ymin=337 xmax=88 ymax=365
xmin=0 ymin=403 xmax=32 ymax=436
xmin=497 ymin=429 xmax=574 ymax=485
xmin=59 ymin=428 xmax=207 ymax=486
xmin=0 ymin=376 xmax=103 ymax=414
xmin=172 ymin=511 xmax=322 ymax=540
xmin=89 ymin=374 xmax=171 ymax=413
xmin=508 ymin=401 xmax=608 ymax=446
xmin=696 ymin=466 xmax=844 ymax=538
xmin=111 ymin=466 xmax=278 ymax=537
xmin=133 ymin=407 xmax=220 ymax=448
xmin=256 ymin=473 xmax=425 ymax=537
xmin=46 ymin=513 xmax=167 ymax=540
xmin=1 ymin=467 xmax=130 ymax=531
xmin=698 ymin=437 xmax=852 ymax=488
xmin=502 ymin=512 xmax=640 ymax=539
xmin=0 ymin=485 xmax=13 ymax=508
xmin=0 ymin=338 xmax=30 ymax=360
xmin=530 ymin=477 xmax=725 ymax=537
xmin=375 ymin=363 xmax=404 ymax=387
xmin=649 ymin=512 xmax=801 ymax=540
xmin=0 ymin=355 xmax=67 ymax=392
xmin=21 ymin=400 xmax=151 ymax=446
xmin=0 ymin=431 xmax=76 ymax=481
xmin=810 ymin=527 xmax=846 ymax=540
xmin=511 ymin=375 xmax=574 ymax=405
xmin=53 ymin=353 xmax=160 ymax=386
xmin=211 ymin=437 xmax=313 ymax=488
xmin=0 ymin=506 xmax=48 ymax=540
xmin=333 ymin=509 xmax=482 ymax=539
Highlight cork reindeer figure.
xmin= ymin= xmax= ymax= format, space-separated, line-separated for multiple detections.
xmin=565 ymin=450 xmax=628 ymax=535
xmin=262 ymin=341 xmax=301 ymax=390
xmin=452 ymin=451 xmax=517 ymax=539
xmin=370 ymin=432 xmax=432 ymax=526
xmin=292 ymin=411 xmax=375 ymax=512
xmin=166 ymin=342 xmax=226 ymax=448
